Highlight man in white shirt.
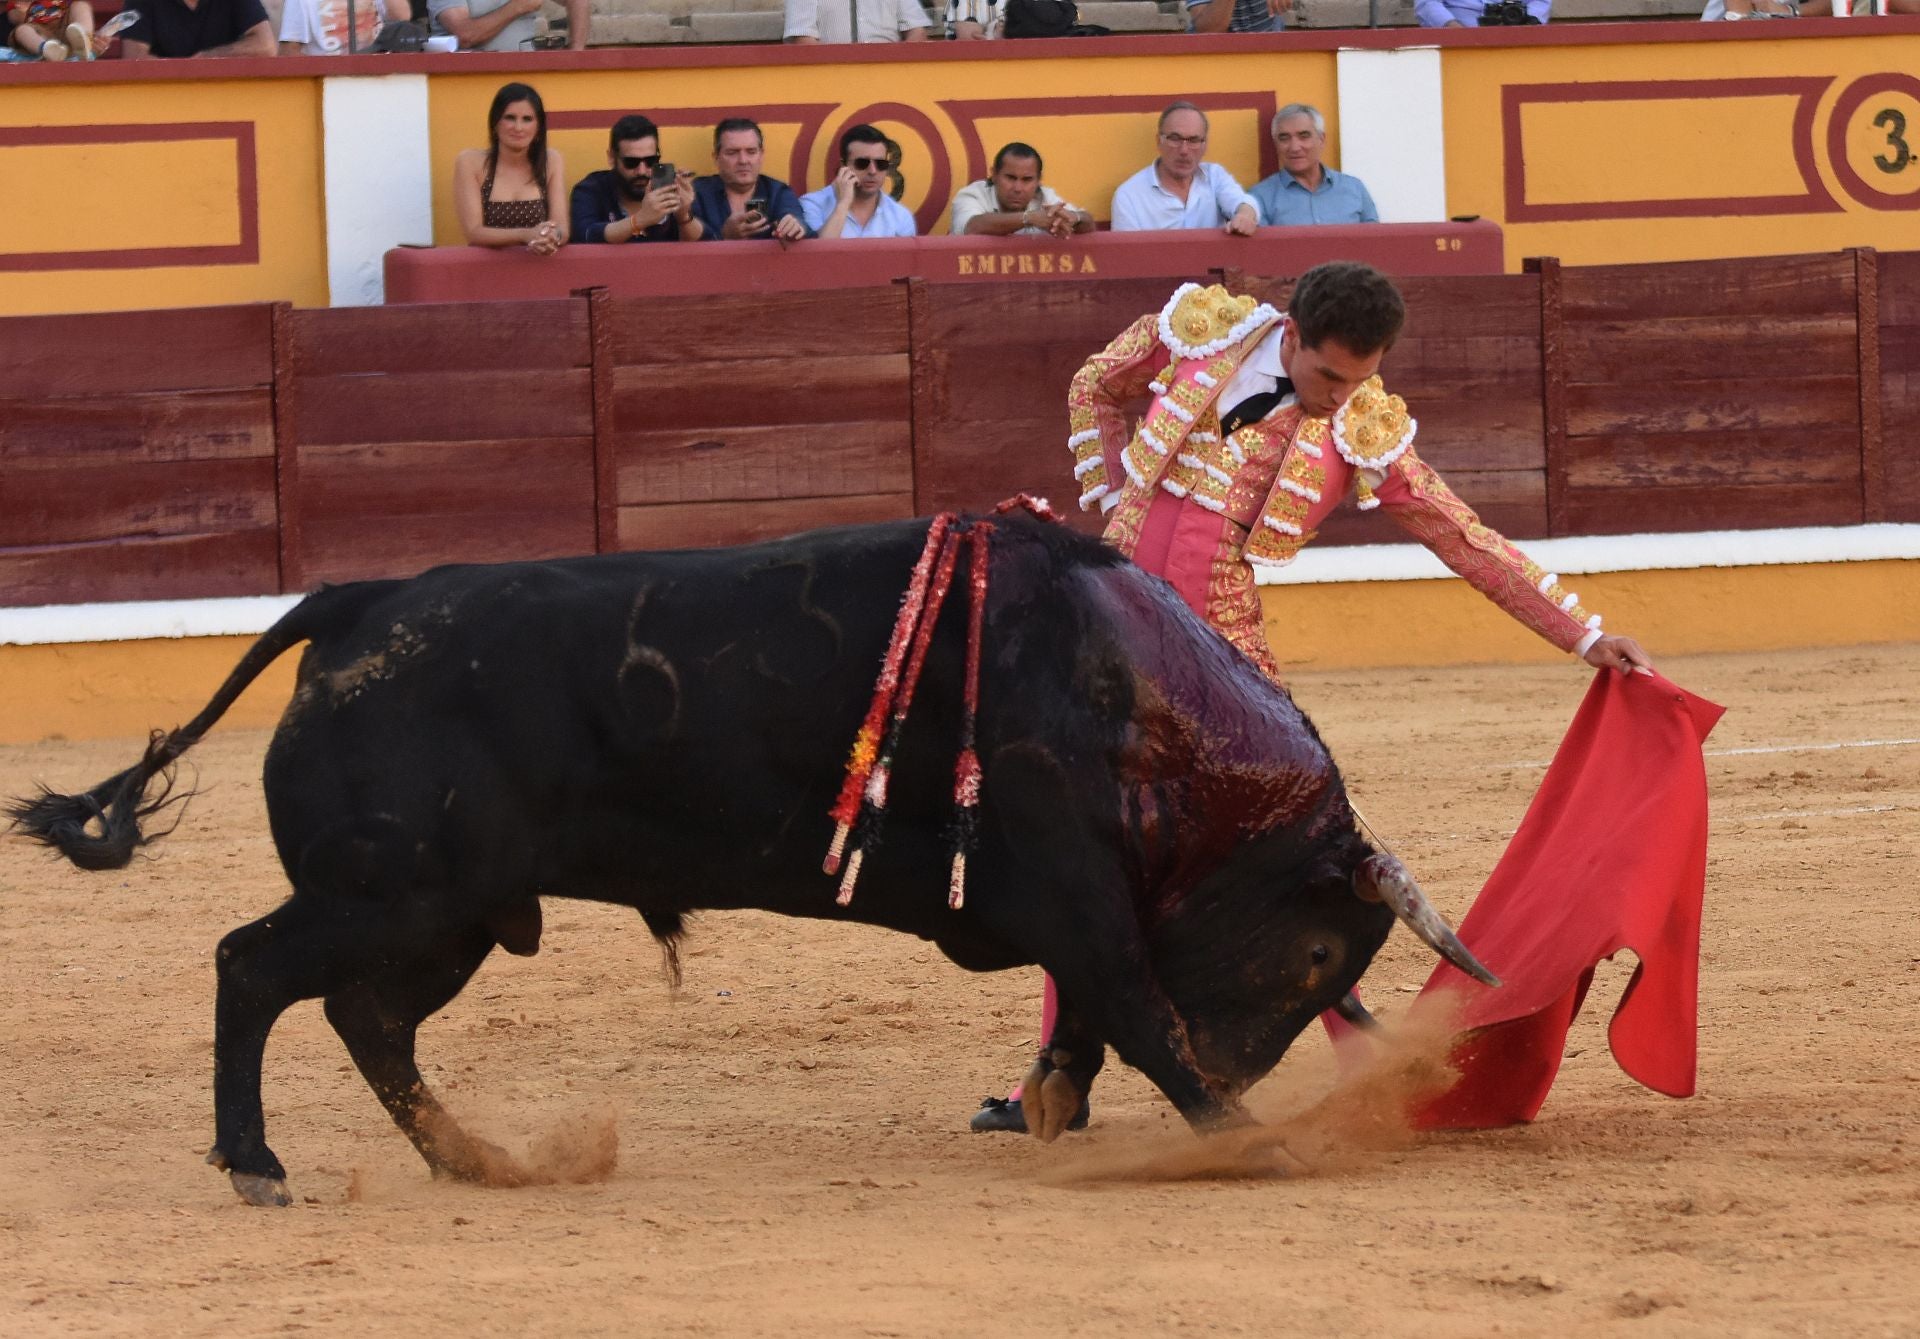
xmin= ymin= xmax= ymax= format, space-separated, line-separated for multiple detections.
xmin=784 ymin=0 xmax=930 ymax=42
xmin=1110 ymin=101 xmax=1260 ymax=235
xmin=799 ymin=124 xmax=920 ymax=239
xmin=278 ymin=0 xmax=408 ymax=53
xmin=948 ymin=142 xmax=1093 ymax=238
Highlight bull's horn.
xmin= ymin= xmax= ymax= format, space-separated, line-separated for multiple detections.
xmin=1354 ymin=852 xmax=1500 ymax=988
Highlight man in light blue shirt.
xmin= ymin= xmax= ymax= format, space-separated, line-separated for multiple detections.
xmin=800 ymin=123 xmax=919 ymax=239
xmin=1110 ymin=102 xmax=1261 ymax=235
xmin=1250 ymin=104 xmax=1381 ymax=227
xmin=1416 ymin=0 xmax=1549 ymax=24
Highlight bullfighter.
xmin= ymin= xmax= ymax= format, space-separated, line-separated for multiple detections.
xmin=971 ymin=260 xmax=1655 ymax=1133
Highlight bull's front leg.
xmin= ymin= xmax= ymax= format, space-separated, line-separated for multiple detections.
xmin=1018 ymin=987 xmax=1104 ymax=1143
xmin=981 ymin=743 xmax=1245 ymax=1140
xmin=982 ymin=893 xmax=1243 ymax=1139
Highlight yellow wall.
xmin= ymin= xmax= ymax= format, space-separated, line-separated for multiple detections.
xmin=1442 ymin=34 xmax=1920 ymax=271
xmin=0 ymin=78 xmax=328 ymax=315
xmin=1260 ymin=560 xmax=1920 ymax=673
xmin=2 ymin=560 xmax=1913 ymax=744
xmin=2 ymin=28 xmax=1917 ymax=316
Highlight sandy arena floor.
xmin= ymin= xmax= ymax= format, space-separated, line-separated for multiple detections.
xmin=2 ymin=643 xmax=1916 ymax=1338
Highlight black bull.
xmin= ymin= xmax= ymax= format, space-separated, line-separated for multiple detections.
xmin=10 ymin=512 xmax=1493 ymax=1206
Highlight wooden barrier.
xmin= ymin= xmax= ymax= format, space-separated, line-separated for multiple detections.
xmin=1881 ymin=250 xmax=1920 ymax=524
xmin=383 ymin=224 xmax=1507 ymax=304
xmin=2 ymin=248 xmax=1914 ymax=610
xmin=906 ymin=277 xmax=1176 ymax=538
xmin=592 ymin=287 xmax=916 ymax=551
xmin=1552 ymin=251 xmax=1865 ymax=537
xmin=278 ymin=301 xmax=597 ymax=589
xmin=0 ymin=305 xmax=278 ymax=606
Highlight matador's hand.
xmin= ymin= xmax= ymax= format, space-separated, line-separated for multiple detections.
xmin=1584 ymin=633 xmax=1654 ymax=675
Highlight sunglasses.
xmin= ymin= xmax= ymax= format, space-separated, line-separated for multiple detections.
xmin=848 ymin=155 xmax=890 ymax=172
xmin=619 ymin=154 xmax=662 ymax=171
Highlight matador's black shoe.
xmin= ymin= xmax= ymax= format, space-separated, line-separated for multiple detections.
xmin=967 ymin=1095 xmax=1091 ymax=1134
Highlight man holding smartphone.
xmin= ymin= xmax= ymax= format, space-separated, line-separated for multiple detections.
xmin=569 ymin=114 xmax=705 ymax=245
xmin=690 ymin=118 xmax=811 ymax=243
xmin=800 ymin=125 xmax=919 ymax=240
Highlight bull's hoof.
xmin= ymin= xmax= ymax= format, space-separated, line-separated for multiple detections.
xmin=228 ymin=1172 xmax=293 ymax=1207
xmin=1013 ymin=1060 xmax=1090 ymax=1144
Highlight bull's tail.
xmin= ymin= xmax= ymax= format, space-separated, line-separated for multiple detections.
xmin=6 ymin=582 xmax=394 ymax=871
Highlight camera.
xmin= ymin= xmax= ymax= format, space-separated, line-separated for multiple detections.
xmin=1479 ymin=0 xmax=1540 ymax=22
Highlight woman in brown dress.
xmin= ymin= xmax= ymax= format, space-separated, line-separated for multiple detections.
xmin=454 ymin=82 xmax=569 ymax=254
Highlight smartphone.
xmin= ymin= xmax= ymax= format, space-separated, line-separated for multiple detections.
xmin=746 ymin=197 xmax=769 ymax=222
xmin=651 ymin=164 xmax=678 ymax=192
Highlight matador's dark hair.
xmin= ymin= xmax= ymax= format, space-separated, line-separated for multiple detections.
xmin=1287 ymin=261 xmax=1406 ymax=356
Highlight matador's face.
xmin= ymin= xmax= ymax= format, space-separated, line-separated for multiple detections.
xmin=1281 ymin=327 xmax=1385 ymax=419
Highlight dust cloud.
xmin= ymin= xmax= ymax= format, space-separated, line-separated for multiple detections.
xmin=1043 ymin=1003 xmax=1465 ymax=1184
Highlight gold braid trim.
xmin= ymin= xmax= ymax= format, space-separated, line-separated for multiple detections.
xmin=1066 ymin=313 xmax=1163 ymax=509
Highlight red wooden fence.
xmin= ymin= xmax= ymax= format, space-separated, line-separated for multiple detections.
xmin=2 ymin=248 xmax=1914 ymax=609
xmin=0 ymin=305 xmax=279 ymax=606
xmin=593 ymin=287 xmax=918 ymax=552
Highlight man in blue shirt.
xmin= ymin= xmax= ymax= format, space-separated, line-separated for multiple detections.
xmin=1110 ymin=102 xmax=1260 ymax=235
xmin=691 ymin=118 xmax=810 ymax=243
xmin=1416 ymin=0 xmax=1550 ymax=24
xmin=800 ymin=125 xmax=918 ymax=239
xmin=1249 ymin=104 xmax=1381 ymax=227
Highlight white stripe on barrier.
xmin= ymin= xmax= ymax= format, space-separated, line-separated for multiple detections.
xmin=0 ymin=596 xmax=303 ymax=648
xmin=1257 ymin=523 xmax=1920 ymax=586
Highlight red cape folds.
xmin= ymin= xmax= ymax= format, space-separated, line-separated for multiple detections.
xmin=1413 ymin=669 xmax=1725 ymax=1130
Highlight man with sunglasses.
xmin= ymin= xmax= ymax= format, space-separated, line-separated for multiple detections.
xmin=569 ymin=114 xmax=705 ymax=245
xmin=1111 ymin=102 xmax=1260 ymax=236
xmin=799 ymin=125 xmax=919 ymax=240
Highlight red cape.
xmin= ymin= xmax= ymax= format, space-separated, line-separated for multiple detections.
xmin=1414 ymin=669 xmax=1725 ymax=1130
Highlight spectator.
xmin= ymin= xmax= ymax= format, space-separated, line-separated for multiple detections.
xmin=949 ymin=143 xmax=1092 ymax=238
xmin=279 ymin=0 xmax=408 ymax=52
xmin=946 ymin=0 xmax=1000 ymax=36
xmin=430 ymin=0 xmax=589 ymax=51
xmin=1110 ymin=102 xmax=1259 ymax=235
xmin=1250 ymin=105 xmax=1380 ymax=226
xmin=571 ymin=114 xmax=705 ymax=245
xmin=691 ymin=118 xmax=809 ymax=243
xmin=784 ymin=0 xmax=928 ymax=42
xmin=800 ymin=125 xmax=919 ymax=239
xmin=121 ymin=0 xmax=274 ymax=56
xmin=1187 ymin=0 xmax=1288 ymax=33
xmin=453 ymin=82 xmax=568 ymax=256
xmin=1699 ymin=0 xmax=1864 ymax=14
xmin=6 ymin=0 xmax=106 ymax=59
xmin=1416 ymin=0 xmax=1547 ymax=23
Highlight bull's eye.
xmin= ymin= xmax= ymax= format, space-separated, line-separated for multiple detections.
xmin=1310 ymin=944 xmax=1330 ymax=965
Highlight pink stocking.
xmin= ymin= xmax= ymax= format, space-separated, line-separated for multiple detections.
xmin=1007 ymin=973 xmax=1062 ymax=1101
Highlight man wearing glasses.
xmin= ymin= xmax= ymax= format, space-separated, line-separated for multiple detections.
xmin=570 ymin=114 xmax=706 ymax=245
xmin=800 ymin=125 xmax=920 ymax=240
xmin=1110 ymin=102 xmax=1261 ymax=235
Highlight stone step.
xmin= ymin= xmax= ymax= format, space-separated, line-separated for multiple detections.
xmin=1077 ymin=0 xmax=1190 ymax=28
xmin=566 ymin=0 xmax=1692 ymax=47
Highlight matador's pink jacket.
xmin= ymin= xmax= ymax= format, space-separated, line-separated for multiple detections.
xmin=1067 ymin=283 xmax=1606 ymax=676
